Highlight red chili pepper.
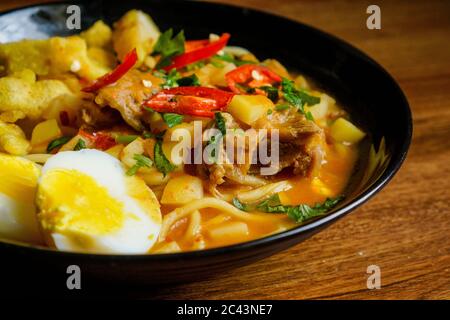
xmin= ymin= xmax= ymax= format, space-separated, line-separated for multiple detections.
xmin=225 ymin=64 xmax=282 ymax=94
xmin=79 ymin=130 xmax=117 ymax=150
xmin=143 ymin=87 xmax=234 ymax=118
xmin=82 ymin=48 xmax=138 ymax=93
xmin=163 ymin=33 xmax=230 ymax=71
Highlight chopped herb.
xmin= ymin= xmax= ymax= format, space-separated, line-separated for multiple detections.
xmin=259 ymin=86 xmax=279 ymax=102
xmin=47 ymin=136 xmax=71 ymax=153
xmin=176 ymin=74 xmax=200 ymax=86
xmin=210 ymin=59 xmax=224 ymax=68
xmin=232 ymin=197 xmax=249 ymax=211
xmin=143 ymin=130 xmax=166 ymax=140
xmin=185 ymin=60 xmax=206 ymax=71
xmin=126 ymin=154 xmax=153 ymax=176
xmin=73 ymin=139 xmax=86 ymax=151
xmin=281 ymin=78 xmax=320 ymax=120
xmin=162 ymin=113 xmax=184 ymax=128
xmin=257 ymin=194 xmax=344 ymax=223
xmin=214 ymin=52 xmax=256 ymax=66
xmin=154 ymin=140 xmax=176 ymax=176
xmin=154 ymin=69 xmax=181 ymax=88
xmin=267 ymin=109 xmax=273 ymax=115
xmin=275 ymin=104 xmax=290 ymax=111
xmin=115 ymin=135 xmax=138 ymax=144
xmin=153 ymin=29 xmax=185 ymax=69
xmin=214 ymin=112 xmax=227 ymax=136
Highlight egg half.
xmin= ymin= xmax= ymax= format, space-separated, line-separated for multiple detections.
xmin=0 ymin=153 xmax=43 ymax=244
xmin=36 ymin=149 xmax=162 ymax=254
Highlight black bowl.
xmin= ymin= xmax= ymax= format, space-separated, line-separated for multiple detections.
xmin=0 ymin=0 xmax=411 ymax=285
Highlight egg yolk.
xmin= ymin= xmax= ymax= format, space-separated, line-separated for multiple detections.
xmin=37 ymin=169 xmax=125 ymax=235
xmin=0 ymin=153 xmax=40 ymax=203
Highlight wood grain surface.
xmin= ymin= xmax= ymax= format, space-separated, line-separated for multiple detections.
xmin=1 ymin=0 xmax=449 ymax=299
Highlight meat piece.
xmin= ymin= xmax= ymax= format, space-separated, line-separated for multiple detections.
xmin=254 ymin=108 xmax=321 ymax=142
xmin=94 ymin=69 xmax=161 ymax=130
xmin=199 ymin=112 xmax=267 ymax=198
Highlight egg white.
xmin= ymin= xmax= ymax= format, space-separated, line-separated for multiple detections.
xmin=37 ymin=149 xmax=162 ymax=254
xmin=0 ymin=153 xmax=43 ymax=244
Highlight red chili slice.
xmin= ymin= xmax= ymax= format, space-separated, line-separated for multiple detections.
xmin=225 ymin=64 xmax=282 ymax=94
xmin=79 ymin=130 xmax=117 ymax=150
xmin=163 ymin=33 xmax=230 ymax=71
xmin=82 ymin=48 xmax=138 ymax=93
xmin=143 ymin=87 xmax=234 ymax=118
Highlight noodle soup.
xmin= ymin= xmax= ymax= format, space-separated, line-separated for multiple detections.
xmin=0 ymin=10 xmax=366 ymax=254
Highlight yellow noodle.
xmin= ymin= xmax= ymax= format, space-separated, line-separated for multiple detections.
xmin=159 ymin=197 xmax=269 ymax=241
xmin=237 ymin=180 xmax=292 ymax=203
xmin=183 ymin=210 xmax=202 ymax=242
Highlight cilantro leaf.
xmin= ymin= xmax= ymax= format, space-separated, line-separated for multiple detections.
xmin=281 ymin=78 xmax=320 ymax=120
xmin=176 ymin=74 xmax=200 ymax=86
xmin=275 ymin=104 xmax=290 ymax=111
xmin=258 ymin=194 xmax=344 ymax=223
xmin=214 ymin=52 xmax=256 ymax=66
xmin=154 ymin=140 xmax=176 ymax=176
xmin=153 ymin=29 xmax=185 ymax=69
xmin=115 ymin=135 xmax=138 ymax=144
xmin=47 ymin=136 xmax=71 ymax=153
xmin=214 ymin=112 xmax=227 ymax=136
xmin=154 ymin=69 xmax=181 ymax=88
xmin=232 ymin=198 xmax=249 ymax=211
xmin=162 ymin=113 xmax=184 ymax=128
xmin=259 ymin=86 xmax=279 ymax=102
xmin=126 ymin=154 xmax=153 ymax=176
xmin=73 ymin=139 xmax=86 ymax=151
xmin=232 ymin=193 xmax=344 ymax=223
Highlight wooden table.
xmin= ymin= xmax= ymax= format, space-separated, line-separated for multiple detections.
xmin=2 ymin=0 xmax=449 ymax=299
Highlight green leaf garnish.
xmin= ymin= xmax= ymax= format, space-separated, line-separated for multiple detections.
xmin=162 ymin=113 xmax=184 ymax=128
xmin=259 ymin=86 xmax=279 ymax=102
xmin=115 ymin=135 xmax=138 ymax=144
xmin=73 ymin=139 xmax=86 ymax=151
xmin=126 ymin=154 xmax=153 ymax=176
xmin=47 ymin=136 xmax=71 ymax=153
xmin=154 ymin=140 xmax=176 ymax=176
xmin=275 ymin=104 xmax=290 ymax=111
xmin=176 ymin=74 xmax=200 ymax=87
xmin=258 ymin=194 xmax=344 ymax=223
xmin=232 ymin=194 xmax=344 ymax=223
xmin=214 ymin=112 xmax=227 ymax=136
xmin=281 ymin=78 xmax=320 ymax=120
xmin=153 ymin=29 xmax=185 ymax=69
xmin=232 ymin=198 xmax=249 ymax=211
xmin=214 ymin=52 xmax=256 ymax=66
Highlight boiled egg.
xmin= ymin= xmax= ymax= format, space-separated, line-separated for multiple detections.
xmin=36 ymin=149 xmax=162 ymax=254
xmin=0 ymin=153 xmax=43 ymax=244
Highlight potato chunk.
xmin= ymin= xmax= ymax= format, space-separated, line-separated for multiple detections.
xmin=113 ymin=10 xmax=161 ymax=66
xmin=330 ymin=117 xmax=366 ymax=144
xmin=31 ymin=119 xmax=62 ymax=149
xmin=161 ymin=174 xmax=204 ymax=205
xmin=80 ymin=20 xmax=112 ymax=48
xmin=0 ymin=76 xmax=71 ymax=122
xmin=0 ymin=120 xmax=31 ymax=155
xmin=227 ymin=95 xmax=274 ymax=125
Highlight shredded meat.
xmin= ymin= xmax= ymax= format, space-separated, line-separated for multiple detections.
xmin=254 ymin=108 xmax=321 ymax=142
xmin=94 ymin=70 xmax=160 ymax=131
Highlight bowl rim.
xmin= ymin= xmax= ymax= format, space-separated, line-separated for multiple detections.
xmin=0 ymin=0 xmax=412 ymax=261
